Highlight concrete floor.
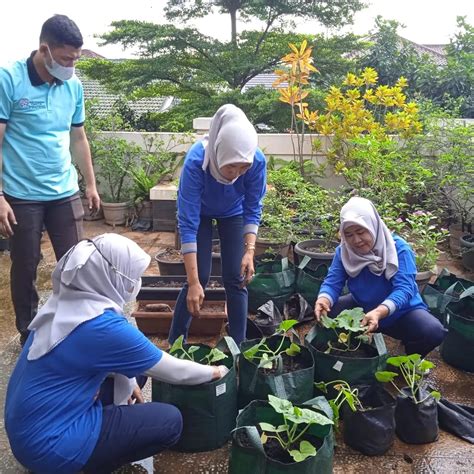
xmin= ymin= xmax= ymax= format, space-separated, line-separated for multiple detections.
xmin=0 ymin=220 xmax=473 ymax=473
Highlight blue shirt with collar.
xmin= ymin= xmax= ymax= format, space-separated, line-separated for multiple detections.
xmin=0 ymin=52 xmax=84 ymax=200
xmin=318 ymin=235 xmax=427 ymax=329
xmin=178 ymin=140 xmax=267 ymax=254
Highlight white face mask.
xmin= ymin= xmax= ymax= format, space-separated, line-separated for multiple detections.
xmin=44 ymin=46 xmax=75 ymax=81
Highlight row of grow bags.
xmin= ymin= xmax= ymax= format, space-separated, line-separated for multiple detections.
xmin=247 ymin=255 xmax=328 ymax=313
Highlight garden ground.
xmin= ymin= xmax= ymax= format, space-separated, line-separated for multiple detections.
xmin=0 ymin=220 xmax=473 ymax=473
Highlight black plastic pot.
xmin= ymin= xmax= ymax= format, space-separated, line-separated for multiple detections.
xmin=294 ymin=239 xmax=337 ymax=271
xmin=460 ymin=234 xmax=474 ymax=271
xmin=137 ymin=276 xmax=225 ymax=301
xmin=342 ymin=385 xmax=396 ymax=455
xmin=395 ymin=387 xmax=438 ymax=444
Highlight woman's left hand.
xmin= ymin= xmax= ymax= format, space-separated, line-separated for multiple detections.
xmin=240 ymin=252 xmax=255 ymax=287
xmin=128 ymin=385 xmax=144 ymax=404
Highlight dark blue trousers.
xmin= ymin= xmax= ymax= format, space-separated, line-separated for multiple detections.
xmin=169 ymin=215 xmax=248 ymax=345
xmin=82 ymin=377 xmax=182 ymax=473
xmin=330 ymin=294 xmax=447 ymax=357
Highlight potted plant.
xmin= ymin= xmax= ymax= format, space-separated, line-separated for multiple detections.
xmin=93 ymin=136 xmax=140 ymax=225
xmin=306 ymin=308 xmax=387 ymax=390
xmin=239 ymin=320 xmax=314 ymax=408
xmin=375 ymin=354 xmax=441 ymax=444
xmin=228 ymin=394 xmax=334 ymax=473
xmin=153 ymin=336 xmax=239 ymax=452
xmin=398 ymin=210 xmax=449 ymax=291
xmin=315 ymin=380 xmax=396 ymax=456
xmin=128 ymin=135 xmax=183 ymax=228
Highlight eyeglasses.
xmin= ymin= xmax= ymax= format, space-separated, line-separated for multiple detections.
xmin=61 ymin=238 xmax=137 ymax=286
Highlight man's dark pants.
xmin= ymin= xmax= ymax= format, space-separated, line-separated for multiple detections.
xmin=6 ymin=193 xmax=84 ymax=339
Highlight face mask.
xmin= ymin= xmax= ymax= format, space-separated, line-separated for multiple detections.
xmin=44 ymin=46 xmax=75 ymax=81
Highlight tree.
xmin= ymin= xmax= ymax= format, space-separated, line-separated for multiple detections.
xmin=79 ymin=1 xmax=365 ymax=103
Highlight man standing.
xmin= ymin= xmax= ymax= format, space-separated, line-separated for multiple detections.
xmin=0 ymin=15 xmax=100 ymax=345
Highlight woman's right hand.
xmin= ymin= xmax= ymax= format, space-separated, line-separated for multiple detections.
xmin=314 ymin=296 xmax=331 ymax=322
xmin=212 ymin=365 xmax=229 ymax=380
xmin=187 ymin=282 xmax=204 ymax=316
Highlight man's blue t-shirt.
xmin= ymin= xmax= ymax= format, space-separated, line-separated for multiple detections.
xmin=5 ymin=310 xmax=162 ymax=474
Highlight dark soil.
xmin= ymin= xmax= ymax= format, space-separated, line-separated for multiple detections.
xmin=262 ymin=351 xmax=310 ymax=374
xmin=145 ymin=303 xmax=172 ymax=312
xmin=245 ymin=429 xmax=323 ymax=464
xmin=156 ymin=248 xmax=183 ymax=262
xmin=144 ymin=279 xmax=223 ymax=289
xmin=139 ymin=301 xmax=226 ymax=314
xmin=316 ymin=341 xmax=378 ymax=358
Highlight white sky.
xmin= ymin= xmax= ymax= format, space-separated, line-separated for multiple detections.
xmin=0 ymin=0 xmax=472 ymax=63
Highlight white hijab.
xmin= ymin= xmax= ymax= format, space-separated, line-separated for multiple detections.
xmin=202 ymin=104 xmax=258 ymax=184
xmin=340 ymin=197 xmax=398 ymax=280
xmin=27 ymin=233 xmax=151 ymax=360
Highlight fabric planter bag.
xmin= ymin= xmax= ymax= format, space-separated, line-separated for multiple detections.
xmin=438 ymin=398 xmax=474 ymax=444
xmin=342 ymin=384 xmax=396 ymax=456
xmin=152 ymin=336 xmax=239 ymax=452
xmin=248 ymin=256 xmax=295 ymax=313
xmin=440 ymin=289 xmax=474 ymax=373
xmin=295 ymin=256 xmax=328 ymax=308
xmin=305 ymin=326 xmax=387 ymax=389
xmin=395 ymin=387 xmax=439 ymax=444
xmin=421 ymin=269 xmax=473 ymax=324
xmin=228 ymin=397 xmax=334 ymax=474
xmin=238 ymin=336 xmax=315 ymax=409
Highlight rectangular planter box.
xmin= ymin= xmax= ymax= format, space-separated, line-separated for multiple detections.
xmin=133 ymin=300 xmax=227 ymax=336
xmin=152 ymin=199 xmax=177 ymax=232
xmin=138 ymin=276 xmax=225 ymax=301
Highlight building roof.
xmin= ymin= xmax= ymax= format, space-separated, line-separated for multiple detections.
xmin=241 ymin=72 xmax=288 ymax=92
xmin=402 ymin=39 xmax=448 ymax=66
xmin=77 ymin=51 xmax=173 ymax=117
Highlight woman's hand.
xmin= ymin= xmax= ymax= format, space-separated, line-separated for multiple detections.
xmin=212 ymin=365 xmax=229 ymax=380
xmin=128 ymin=385 xmax=144 ymax=404
xmin=240 ymin=251 xmax=255 ymax=287
xmin=187 ymin=282 xmax=204 ymax=316
xmin=314 ymin=296 xmax=331 ymax=322
xmin=361 ymin=305 xmax=388 ymax=333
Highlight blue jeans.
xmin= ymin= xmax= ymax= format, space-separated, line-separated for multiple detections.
xmin=169 ymin=215 xmax=248 ymax=345
xmin=82 ymin=377 xmax=182 ymax=473
xmin=330 ymin=294 xmax=447 ymax=358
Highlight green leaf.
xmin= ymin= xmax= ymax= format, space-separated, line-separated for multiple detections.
xmin=259 ymin=422 xmax=278 ymax=432
xmin=169 ymin=335 xmax=184 ymax=355
xmin=321 ymin=314 xmax=337 ymax=329
xmin=430 ymin=390 xmax=441 ymax=401
xmin=386 ymin=355 xmax=408 ymax=367
xmin=205 ymin=348 xmax=228 ymax=364
xmin=268 ymin=395 xmax=293 ymax=414
xmin=279 ymin=319 xmax=298 ymax=332
xmin=285 ymin=342 xmax=301 ymax=356
xmin=314 ymin=381 xmax=328 ymax=394
xmin=375 ymin=371 xmax=398 ymax=382
xmin=289 ymin=440 xmax=317 ymax=462
xmin=243 ymin=340 xmax=265 ymax=361
xmin=188 ymin=345 xmax=200 ymax=354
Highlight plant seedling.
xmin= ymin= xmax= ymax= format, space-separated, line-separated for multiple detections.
xmin=375 ymin=354 xmax=440 ymax=404
xmin=320 ymin=307 xmax=370 ymax=353
xmin=259 ymin=394 xmax=333 ymax=463
xmin=315 ymin=380 xmax=364 ymax=428
xmin=169 ymin=335 xmax=228 ymax=365
xmin=243 ymin=319 xmax=300 ymax=371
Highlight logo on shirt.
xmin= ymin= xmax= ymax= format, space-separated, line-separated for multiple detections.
xmin=17 ymin=98 xmax=46 ymax=111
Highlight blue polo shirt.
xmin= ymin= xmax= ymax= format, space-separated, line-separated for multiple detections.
xmin=0 ymin=52 xmax=84 ymax=200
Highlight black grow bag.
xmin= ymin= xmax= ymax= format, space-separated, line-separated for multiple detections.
xmin=342 ymin=384 xmax=396 ymax=455
xmin=152 ymin=337 xmax=239 ymax=452
xmin=238 ymin=336 xmax=314 ymax=408
xmin=440 ymin=291 xmax=474 ymax=372
xmin=438 ymin=398 xmax=474 ymax=444
xmin=306 ymin=326 xmax=387 ymax=388
xmin=395 ymin=387 xmax=438 ymax=444
xmin=228 ymin=397 xmax=334 ymax=474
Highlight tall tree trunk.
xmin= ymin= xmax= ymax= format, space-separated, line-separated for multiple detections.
xmin=230 ymin=8 xmax=237 ymax=46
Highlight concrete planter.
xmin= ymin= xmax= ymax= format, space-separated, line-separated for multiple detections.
xmin=102 ymin=202 xmax=129 ymax=226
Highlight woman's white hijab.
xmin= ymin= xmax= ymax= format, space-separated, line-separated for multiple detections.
xmin=202 ymin=104 xmax=258 ymax=184
xmin=27 ymin=233 xmax=151 ymax=361
xmin=340 ymin=197 xmax=398 ymax=280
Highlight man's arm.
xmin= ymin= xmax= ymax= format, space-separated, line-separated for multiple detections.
xmin=0 ymin=123 xmax=17 ymax=237
xmin=70 ymin=125 xmax=100 ymax=212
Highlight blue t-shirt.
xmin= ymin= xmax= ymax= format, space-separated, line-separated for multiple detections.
xmin=0 ymin=53 xmax=84 ymax=200
xmin=318 ymin=235 xmax=427 ymax=328
xmin=177 ymin=141 xmax=267 ymax=252
xmin=5 ymin=310 xmax=162 ymax=474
